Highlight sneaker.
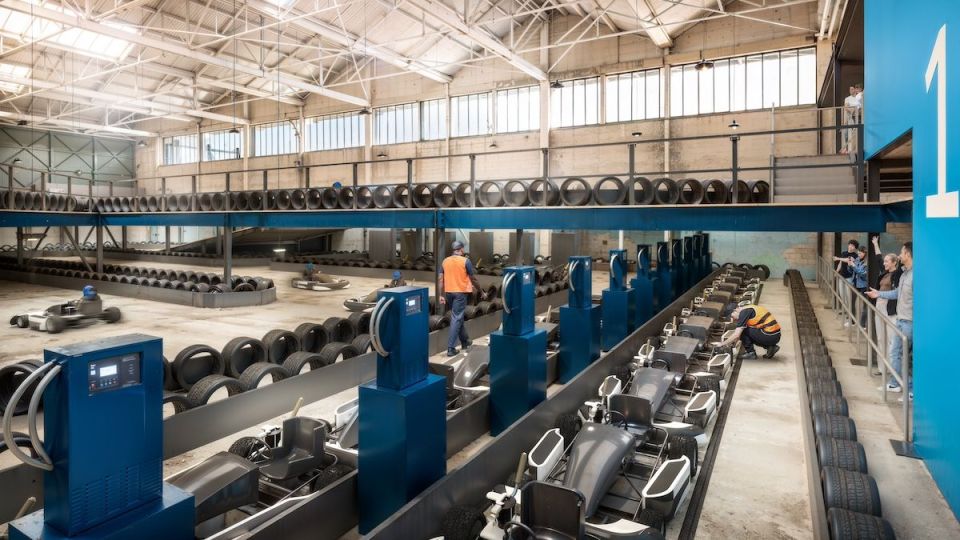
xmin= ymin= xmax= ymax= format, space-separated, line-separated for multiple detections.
xmin=741 ymin=350 xmax=758 ymax=360
xmin=897 ymin=392 xmax=913 ymax=403
xmin=763 ymin=345 xmax=780 ymax=359
xmin=461 ymin=340 xmax=473 ymax=350
xmin=447 ymin=348 xmax=458 ymax=357
xmin=843 ymin=320 xmax=851 ymax=328
xmin=877 ymin=382 xmax=902 ymax=393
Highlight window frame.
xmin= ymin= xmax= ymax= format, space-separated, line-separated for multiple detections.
xmin=161 ymin=133 xmax=199 ymax=166
xmin=252 ymin=119 xmax=298 ymax=157
xmin=201 ymin=128 xmax=243 ymax=162
xmin=304 ymin=111 xmax=365 ymax=152
xmin=550 ymin=76 xmax=601 ymax=129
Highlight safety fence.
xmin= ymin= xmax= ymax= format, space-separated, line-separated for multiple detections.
xmin=815 ymin=256 xmax=912 ymax=443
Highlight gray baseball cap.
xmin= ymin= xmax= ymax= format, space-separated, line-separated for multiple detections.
xmin=451 ymin=240 xmax=464 ymax=251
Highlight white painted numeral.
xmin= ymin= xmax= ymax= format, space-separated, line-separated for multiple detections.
xmin=925 ymin=24 xmax=959 ymax=218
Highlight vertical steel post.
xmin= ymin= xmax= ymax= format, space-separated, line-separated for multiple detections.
xmin=223 ymin=215 xmax=233 ymax=282
xmin=161 ymin=177 xmax=167 ymax=211
xmin=122 ymin=227 xmax=128 ymax=250
xmin=434 ymin=226 xmax=443 ymax=316
xmin=7 ymin=165 xmax=13 ymax=202
xmin=856 ymin=125 xmax=865 ymax=201
xmin=353 ymin=163 xmax=359 ymax=210
xmin=95 ymin=220 xmax=104 ymax=273
xmin=216 ymin=227 xmax=223 ymax=256
xmin=40 ymin=172 xmax=46 ymax=210
xmin=731 ymin=136 xmax=740 ymax=203
xmin=67 ymin=176 xmax=72 ymax=198
xmin=16 ymin=227 xmax=23 ymax=266
xmin=406 ymin=159 xmax=414 ymax=208
xmin=541 ymin=148 xmax=549 ymax=207
xmin=305 ymin=166 xmax=311 ymax=189
xmin=867 ymin=158 xmax=880 ymax=202
xmin=469 ymin=154 xmax=477 ymax=207
xmin=515 ymin=228 xmax=524 ymax=265
xmin=262 ymin=170 xmax=268 ymax=191
xmin=627 ymin=144 xmax=636 ymax=205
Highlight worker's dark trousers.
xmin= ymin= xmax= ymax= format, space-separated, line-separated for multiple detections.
xmin=446 ymin=292 xmax=470 ymax=351
xmin=740 ymin=328 xmax=781 ymax=353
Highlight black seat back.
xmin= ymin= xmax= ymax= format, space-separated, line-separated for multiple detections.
xmin=520 ymin=481 xmax=584 ymax=540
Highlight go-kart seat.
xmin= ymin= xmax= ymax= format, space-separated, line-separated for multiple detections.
xmin=168 ymin=451 xmax=260 ymax=524
xmin=259 ymin=417 xmax=330 ymax=481
xmin=517 ymin=481 xmax=585 ymax=540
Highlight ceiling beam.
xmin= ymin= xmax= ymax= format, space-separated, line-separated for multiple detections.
xmin=244 ymin=0 xmax=452 ymax=84
xmin=0 ymin=111 xmax=156 ymax=137
xmin=2 ymin=0 xmax=369 ymax=107
xmin=405 ymin=0 xmax=547 ymax=81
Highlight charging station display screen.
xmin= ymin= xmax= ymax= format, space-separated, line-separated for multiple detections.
xmin=88 ymin=353 xmax=142 ymax=394
xmin=405 ymin=295 xmax=421 ymax=315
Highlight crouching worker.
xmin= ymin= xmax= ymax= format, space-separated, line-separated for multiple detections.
xmin=715 ymin=304 xmax=781 ymax=359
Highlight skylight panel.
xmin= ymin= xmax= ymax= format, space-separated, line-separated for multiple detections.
xmin=0 ymin=3 xmax=136 ymax=62
xmin=0 ymin=63 xmax=30 ymax=93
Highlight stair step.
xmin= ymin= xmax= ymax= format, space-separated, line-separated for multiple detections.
xmin=775 ymin=154 xmax=854 ymax=166
xmin=775 ymin=185 xmax=857 ymax=195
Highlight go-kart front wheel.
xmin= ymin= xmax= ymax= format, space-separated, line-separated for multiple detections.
xmin=10 ymin=315 xmax=28 ymax=328
xmin=102 ymin=307 xmax=121 ymax=323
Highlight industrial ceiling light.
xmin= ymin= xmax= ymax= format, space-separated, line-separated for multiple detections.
xmin=137 ymin=140 xmax=147 ymax=148
xmin=550 ymin=80 xmax=564 ymax=89
xmin=359 ymin=108 xmax=372 ymax=115
xmin=228 ymin=127 xmax=240 ymax=134
xmin=16 ymin=119 xmax=27 ymax=126
xmin=489 ymin=141 xmax=498 ymax=149
xmin=728 ymin=119 xmax=740 ymax=130
xmin=694 ymin=58 xmax=714 ymax=71
xmin=376 ymin=151 xmax=387 ymax=159
xmin=74 ymin=170 xmax=82 ymax=175
xmin=631 ymin=131 xmax=643 ymax=138
xmin=12 ymin=158 xmax=22 ymax=164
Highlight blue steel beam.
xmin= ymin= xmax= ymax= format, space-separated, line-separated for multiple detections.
xmin=437 ymin=204 xmax=889 ymax=232
xmin=882 ymin=199 xmax=912 ymax=223
xmin=0 ymin=211 xmax=96 ymax=227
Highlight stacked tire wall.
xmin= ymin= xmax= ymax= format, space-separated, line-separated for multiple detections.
xmin=785 ymin=269 xmax=896 ymax=540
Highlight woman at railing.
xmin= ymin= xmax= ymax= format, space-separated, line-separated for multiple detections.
xmin=871 ymin=236 xmax=902 ymax=372
xmin=867 ymin=241 xmax=914 ymax=398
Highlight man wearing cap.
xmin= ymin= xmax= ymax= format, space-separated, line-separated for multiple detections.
xmin=388 ymin=270 xmax=406 ymax=288
xmin=439 ymin=240 xmax=485 ymax=356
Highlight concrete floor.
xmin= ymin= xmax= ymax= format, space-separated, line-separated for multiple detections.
xmin=698 ymin=279 xmax=813 ymax=539
xmin=811 ymin=283 xmax=960 ymax=539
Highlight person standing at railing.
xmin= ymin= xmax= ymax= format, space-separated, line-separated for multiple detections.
xmin=867 ymin=241 xmax=913 ymax=398
xmin=841 ymin=85 xmax=863 ymax=155
xmin=871 ymin=236 xmax=902 ymax=375
xmin=851 ymin=245 xmax=870 ymax=327
xmin=833 ymin=239 xmax=860 ymax=326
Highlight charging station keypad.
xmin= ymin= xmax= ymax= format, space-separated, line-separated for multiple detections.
xmin=88 ymin=353 xmax=142 ymax=394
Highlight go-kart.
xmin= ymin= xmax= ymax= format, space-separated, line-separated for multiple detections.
xmin=343 ymin=279 xmax=409 ymax=312
xmin=9 ymin=295 xmax=121 ymax=334
xmin=168 ymin=416 xmax=354 ymax=539
xmin=291 ymin=270 xmax=351 ymax=292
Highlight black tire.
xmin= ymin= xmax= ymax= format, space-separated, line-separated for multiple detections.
xmin=186 ymin=375 xmax=243 ymax=407
xmin=428 ymin=314 xmax=443 ymax=331
xmin=351 ymin=334 xmax=373 ymax=354
xmin=463 ymin=305 xmax=480 ymax=320
xmin=555 ymin=413 xmax=582 ymax=445
xmin=814 ymin=413 xmax=858 ymax=441
xmin=162 ymin=392 xmax=192 ymax=414
xmin=163 ymin=356 xmax=179 ymax=391
xmin=818 ymin=437 xmax=868 ymax=473
xmin=811 ymin=395 xmax=849 ymax=416
xmin=636 ymin=508 xmax=666 ymax=536
xmin=806 ymin=366 xmax=838 ymax=381
xmin=238 ymin=362 xmax=288 ymax=391
xmin=262 ymin=329 xmax=301 ymax=364
xmin=173 ymin=344 xmax=226 ymax=391
xmin=281 ymin=351 xmax=332 ymax=376
xmin=821 ymin=467 xmax=882 ymax=516
xmin=696 ymin=374 xmax=721 ymax=397
xmin=348 ymin=311 xmax=372 ymax=334
xmin=228 ymin=436 xmax=270 ymax=462
xmin=668 ymin=433 xmax=699 ymax=477
xmin=294 ymin=322 xmax=329 ymax=354
xmin=222 ymin=337 xmax=268 ymax=378
xmin=102 ymin=306 xmax=121 ymax=323
xmin=322 ymin=317 xmax=357 ymax=343
xmin=476 ymin=301 xmax=493 ymax=315
xmin=312 ymin=463 xmax=354 ymax=491
xmin=318 ymin=342 xmax=360 ymax=364
xmin=808 ymin=379 xmax=843 ymax=397
xmin=440 ymin=505 xmax=486 ymax=540
xmin=827 ymin=508 xmax=896 ymax=540
xmin=753 ymin=264 xmax=771 ymax=280
xmin=46 ymin=315 xmax=66 ymax=334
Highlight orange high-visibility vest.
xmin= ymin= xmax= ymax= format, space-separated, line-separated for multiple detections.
xmin=442 ymin=255 xmax=472 ymax=293
xmin=745 ymin=305 xmax=781 ymax=333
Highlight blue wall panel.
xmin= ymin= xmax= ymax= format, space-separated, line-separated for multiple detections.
xmin=867 ymin=0 xmax=960 ymax=518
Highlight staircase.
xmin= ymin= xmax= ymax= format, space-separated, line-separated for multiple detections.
xmin=773 ymin=154 xmax=858 ymax=203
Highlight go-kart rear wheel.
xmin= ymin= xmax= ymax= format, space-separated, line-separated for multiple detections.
xmin=668 ymin=434 xmax=699 ymax=478
xmin=312 ymin=463 xmax=353 ymax=490
xmin=636 ymin=508 xmax=666 ymax=536
xmin=555 ymin=413 xmax=582 ymax=446
xmin=440 ymin=505 xmax=486 ymax=540
xmin=228 ymin=436 xmax=270 ymax=462
xmin=102 ymin=307 xmax=121 ymax=323
xmin=46 ymin=315 xmax=66 ymax=334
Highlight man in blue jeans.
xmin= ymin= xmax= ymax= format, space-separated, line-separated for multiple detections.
xmin=867 ymin=241 xmax=913 ymax=398
xmin=438 ymin=241 xmax=486 ymax=356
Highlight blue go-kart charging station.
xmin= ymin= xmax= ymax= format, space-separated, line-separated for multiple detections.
xmin=489 ymin=266 xmax=547 ymax=435
xmin=558 ymin=256 xmax=601 ymax=383
xmin=601 ymin=249 xmax=635 ymax=351
xmin=631 ymin=244 xmax=654 ymax=329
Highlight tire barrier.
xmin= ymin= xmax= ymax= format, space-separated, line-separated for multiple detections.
xmin=701 ymin=179 xmax=728 ymax=204
xmin=502 ymin=180 xmax=529 ymax=207
xmin=652 ymin=177 xmax=680 ymax=204
xmin=593 ymin=176 xmax=626 ymax=206
xmin=560 ymin=177 xmax=591 ymax=206
xmin=433 ymin=183 xmax=457 ymax=208
xmin=785 ymin=269 xmax=895 ymax=538
xmin=173 ymin=344 xmax=226 ymax=391
xmin=318 ymin=342 xmax=360 ymax=364
xmin=413 ymin=184 xmax=435 ymax=208
xmin=335 ymin=186 xmax=354 ymax=209
xmin=373 ymin=185 xmax=395 ymax=208
xmin=678 ymin=178 xmax=705 ymax=205
xmin=222 ymin=337 xmax=269 ymax=378
xmin=322 ymin=316 xmax=357 ymax=344
xmin=0 ymin=360 xmax=42 ymax=416
xmin=748 ymin=180 xmax=771 ymax=203
xmin=528 ymin=179 xmax=560 ymax=206
xmin=290 ymin=189 xmax=307 ymax=210
xmin=294 ymin=322 xmax=329 ymax=354
xmin=724 ymin=179 xmax=751 ymax=203
xmin=477 ymin=181 xmax=503 ymax=207
xmin=629 ymin=176 xmax=655 ymax=205
xmin=274 ymin=190 xmax=292 ymax=210
xmin=355 ymin=186 xmax=374 ymax=209
xmin=348 ymin=311 xmax=372 ymax=335
xmin=454 ymin=182 xmax=473 ymax=207
xmin=262 ymin=329 xmax=301 ymax=364
xmin=282 ymin=351 xmax=332 ymax=375
xmin=306 ymin=188 xmax=323 ymax=209
xmin=186 ymin=375 xmax=243 ymax=407
xmin=238 ymin=362 xmax=288 ymax=391
xmin=393 ymin=184 xmax=411 ymax=208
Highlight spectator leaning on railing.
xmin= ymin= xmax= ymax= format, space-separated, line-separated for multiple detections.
xmin=833 ymin=238 xmax=860 ymax=326
xmin=871 ymin=236 xmax=902 ymax=373
xmin=867 ymin=241 xmax=913 ymax=399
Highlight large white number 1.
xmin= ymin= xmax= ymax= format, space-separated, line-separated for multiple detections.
xmin=925 ymin=24 xmax=959 ymax=218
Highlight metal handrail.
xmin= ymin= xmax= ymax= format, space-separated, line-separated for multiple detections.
xmin=815 ymin=255 xmax=912 ymax=443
